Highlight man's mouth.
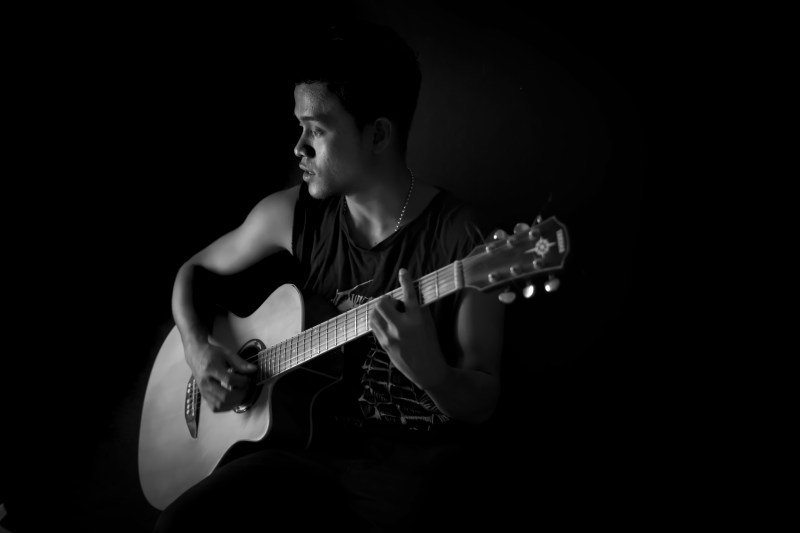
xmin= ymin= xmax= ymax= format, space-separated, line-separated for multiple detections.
xmin=300 ymin=166 xmax=314 ymax=182
xmin=300 ymin=165 xmax=315 ymax=181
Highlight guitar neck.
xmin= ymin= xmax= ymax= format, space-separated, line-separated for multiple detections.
xmin=253 ymin=261 xmax=465 ymax=384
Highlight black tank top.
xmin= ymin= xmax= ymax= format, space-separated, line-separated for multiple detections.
xmin=292 ymin=182 xmax=487 ymax=432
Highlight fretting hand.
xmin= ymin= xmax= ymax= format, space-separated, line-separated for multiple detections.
xmin=370 ymin=268 xmax=448 ymax=390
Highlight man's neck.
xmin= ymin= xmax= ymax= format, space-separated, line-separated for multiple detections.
xmin=344 ymin=164 xmax=414 ymax=248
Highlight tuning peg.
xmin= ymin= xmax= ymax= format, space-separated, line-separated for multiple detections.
xmin=522 ymin=283 xmax=535 ymax=298
xmin=544 ymin=275 xmax=560 ymax=293
xmin=498 ymin=290 xmax=517 ymax=304
xmin=491 ymin=229 xmax=508 ymax=240
xmin=513 ymin=222 xmax=530 ymax=234
xmin=534 ymin=215 xmax=543 ymax=224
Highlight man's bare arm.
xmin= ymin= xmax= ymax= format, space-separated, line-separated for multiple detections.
xmin=171 ymin=185 xmax=298 ymax=411
xmin=372 ymin=270 xmax=505 ymax=424
xmin=424 ymin=287 xmax=505 ymax=424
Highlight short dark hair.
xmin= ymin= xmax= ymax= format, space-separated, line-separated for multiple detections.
xmin=291 ymin=21 xmax=422 ymax=153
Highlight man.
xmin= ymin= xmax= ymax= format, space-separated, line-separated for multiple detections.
xmin=156 ymin=21 xmax=504 ymax=532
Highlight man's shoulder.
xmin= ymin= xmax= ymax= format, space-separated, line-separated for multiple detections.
xmin=414 ymin=186 xmax=489 ymax=257
xmin=251 ymin=184 xmax=301 ymax=215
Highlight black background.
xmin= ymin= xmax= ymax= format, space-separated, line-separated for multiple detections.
xmin=2 ymin=1 xmax=680 ymax=530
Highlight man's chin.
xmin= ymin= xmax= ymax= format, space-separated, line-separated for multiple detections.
xmin=306 ymin=178 xmax=335 ymax=200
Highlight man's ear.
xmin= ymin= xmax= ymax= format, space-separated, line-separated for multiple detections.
xmin=371 ymin=117 xmax=393 ymax=154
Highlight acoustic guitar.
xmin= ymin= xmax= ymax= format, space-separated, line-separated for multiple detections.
xmin=138 ymin=217 xmax=569 ymax=510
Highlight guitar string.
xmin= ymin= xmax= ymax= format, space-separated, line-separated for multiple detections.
xmin=236 ymin=262 xmax=464 ymax=378
xmin=247 ymin=273 xmax=459 ymax=376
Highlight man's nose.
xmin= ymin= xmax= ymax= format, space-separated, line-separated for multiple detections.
xmin=294 ymin=137 xmax=313 ymax=159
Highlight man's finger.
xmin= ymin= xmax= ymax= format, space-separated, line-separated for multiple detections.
xmin=370 ymin=310 xmax=390 ymax=348
xmin=200 ymin=382 xmax=224 ymax=405
xmin=223 ymin=371 xmax=251 ymax=390
xmin=227 ymin=351 xmax=258 ymax=373
xmin=209 ymin=367 xmax=245 ymax=390
xmin=374 ymin=296 xmax=400 ymax=323
xmin=398 ymin=268 xmax=419 ymax=309
xmin=372 ymin=302 xmax=389 ymax=328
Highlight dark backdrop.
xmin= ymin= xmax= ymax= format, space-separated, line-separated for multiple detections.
xmin=3 ymin=2 xmax=667 ymax=531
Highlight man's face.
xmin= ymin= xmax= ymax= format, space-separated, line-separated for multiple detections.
xmin=293 ymin=82 xmax=370 ymax=199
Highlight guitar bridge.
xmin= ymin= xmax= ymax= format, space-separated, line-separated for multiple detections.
xmin=184 ymin=377 xmax=201 ymax=438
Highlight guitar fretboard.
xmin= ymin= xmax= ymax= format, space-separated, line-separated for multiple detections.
xmin=253 ymin=261 xmax=465 ymax=384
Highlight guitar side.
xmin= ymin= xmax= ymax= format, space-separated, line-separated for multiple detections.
xmin=139 ymin=284 xmax=321 ymax=510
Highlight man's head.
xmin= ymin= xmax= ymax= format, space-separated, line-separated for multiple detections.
xmin=292 ymin=21 xmax=421 ymax=198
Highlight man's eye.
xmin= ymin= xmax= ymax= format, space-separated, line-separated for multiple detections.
xmin=298 ymin=125 xmax=323 ymax=138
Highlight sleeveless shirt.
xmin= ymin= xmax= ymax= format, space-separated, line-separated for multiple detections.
xmin=292 ymin=182 xmax=487 ymax=432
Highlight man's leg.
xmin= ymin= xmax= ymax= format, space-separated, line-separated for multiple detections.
xmin=154 ymin=447 xmax=347 ymax=532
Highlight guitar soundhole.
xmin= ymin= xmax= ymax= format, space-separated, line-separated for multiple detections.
xmin=233 ymin=339 xmax=265 ymax=414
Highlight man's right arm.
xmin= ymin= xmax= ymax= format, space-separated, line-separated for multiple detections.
xmin=171 ymin=185 xmax=299 ymax=412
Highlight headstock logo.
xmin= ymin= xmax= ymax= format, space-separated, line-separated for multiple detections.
xmin=526 ymin=237 xmax=556 ymax=258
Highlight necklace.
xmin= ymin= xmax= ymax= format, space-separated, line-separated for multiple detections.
xmin=394 ymin=168 xmax=415 ymax=233
xmin=344 ymin=168 xmax=415 ymax=243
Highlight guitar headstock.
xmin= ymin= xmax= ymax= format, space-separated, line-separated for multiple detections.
xmin=463 ymin=217 xmax=570 ymax=303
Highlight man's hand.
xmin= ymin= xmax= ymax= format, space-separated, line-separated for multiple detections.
xmin=370 ymin=268 xmax=449 ymax=390
xmin=184 ymin=339 xmax=257 ymax=412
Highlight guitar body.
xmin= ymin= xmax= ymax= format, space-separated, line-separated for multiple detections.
xmin=138 ymin=284 xmax=342 ymax=510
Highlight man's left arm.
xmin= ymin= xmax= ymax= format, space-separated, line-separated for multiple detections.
xmin=371 ymin=269 xmax=505 ymax=424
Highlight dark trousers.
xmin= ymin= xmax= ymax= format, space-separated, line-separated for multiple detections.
xmin=154 ymin=428 xmax=481 ymax=532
